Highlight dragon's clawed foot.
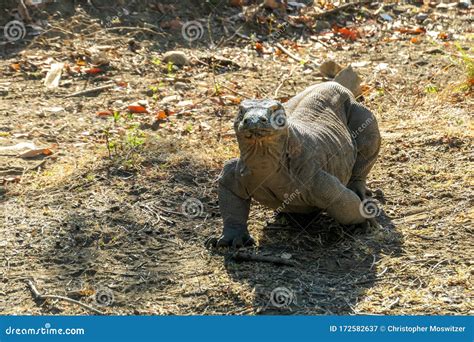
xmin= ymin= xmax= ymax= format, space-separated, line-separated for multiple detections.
xmin=205 ymin=232 xmax=255 ymax=249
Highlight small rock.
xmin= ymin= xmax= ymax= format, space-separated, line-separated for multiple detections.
xmin=160 ymin=95 xmax=180 ymax=104
xmin=426 ymin=48 xmax=443 ymax=54
xmin=138 ymin=99 xmax=149 ymax=107
xmin=87 ymin=47 xmax=109 ymax=65
xmin=458 ymin=0 xmax=471 ymax=8
xmin=280 ymin=252 xmax=292 ymax=260
xmin=288 ymin=1 xmax=306 ymax=10
xmin=162 ymin=51 xmax=189 ymax=66
xmin=174 ymin=82 xmax=189 ymax=90
xmin=415 ymin=13 xmax=428 ymax=22
xmin=176 ymin=100 xmax=193 ymax=107
xmin=314 ymin=20 xmax=331 ymax=32
xmin=43 ymin=63 xmax=64 ymax=89
xmin=333 ymin=65 xmax=362 ymax=98
xmin=414 ymin=60 xmax=429 ymax=67
xmin=380 ymin=13 xmax=393 ymax=21
xmin=319 ymin=60 xmax=343 ymax=78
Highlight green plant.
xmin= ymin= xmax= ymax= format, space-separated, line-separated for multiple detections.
xmin=125 ymin=126 xmax=146 ymax=149
xmin=167 ymin=61 xmax=174 ymax=76
xmin=112 ymin=111 xmax=120 ymax=125
xmin=454 ymin=43 xmax=474 ymax=79
xmin=425 ymin=85 xmax=439 ymax=93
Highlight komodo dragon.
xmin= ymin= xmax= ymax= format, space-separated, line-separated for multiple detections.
xmin=207 ymin=81 xmax=381 ymax=248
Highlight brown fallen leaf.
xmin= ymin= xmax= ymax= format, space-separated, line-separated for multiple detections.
xmin=84 ymin=67 xmax=103 ymax=75
xmin=10 ymin=63 xmax=21 ymax=71
xmin=96 ymin=110 xmax=113 ymax=117
xmin=128 ymin=105 xmax=148 ymax=113
xmin=255 ymin=42 xmax=264 ymax=53
xmin=19 ymin=148 xmax=53 ymax=159
xmin=156 ymin=110 xmax=168 ymax=120
xmin=160 ymin=19 xmax=182 ymax=30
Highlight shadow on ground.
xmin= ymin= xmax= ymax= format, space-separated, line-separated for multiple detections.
xmin=221 ymin=208 xmax=403 ymax=314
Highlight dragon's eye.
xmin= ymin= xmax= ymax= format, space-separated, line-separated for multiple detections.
xmin=269 ymin=103 xmax=281 ymax=112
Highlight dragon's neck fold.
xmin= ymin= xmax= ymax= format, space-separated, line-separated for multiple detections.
xmin=238 ymin=131 xmax=289 ymax=173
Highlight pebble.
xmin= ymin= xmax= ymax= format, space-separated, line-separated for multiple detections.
xmin=319 ymin=60 xmax=343 ymax=78
xmin=162 ymin=51 xmax=189 ymax=66
xmin=380 ymin=13 xmax=393 ymax=21
xmin=458 ymin=0 xmax=471 ymax=8
xmin=174 ymin=82 xmax=189 ymax=90
xmin=314 ymin=20 xmax=331 ymax=32
xmin=415 ymin=13 xmax=428 ymax=22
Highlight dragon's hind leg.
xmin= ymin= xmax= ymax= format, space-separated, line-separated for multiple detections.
xmin=347 ymin=101 xmax=381 ymax=200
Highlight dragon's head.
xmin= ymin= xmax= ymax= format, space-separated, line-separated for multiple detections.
xmin=234 ymin=99 xmax=288 ymax=140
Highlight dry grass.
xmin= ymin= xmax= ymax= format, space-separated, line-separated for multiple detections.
xmin=0 ymin=3 xmax=472 ymax=315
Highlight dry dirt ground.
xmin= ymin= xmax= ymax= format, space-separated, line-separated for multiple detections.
xmin=0 ymin=1 xmax=472 ymax=315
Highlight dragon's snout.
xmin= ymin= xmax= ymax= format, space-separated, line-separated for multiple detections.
xmin=235 ymin=99 xmax=287 ymax=137
xmin=241 ymin=112 xmax=269 ymax=129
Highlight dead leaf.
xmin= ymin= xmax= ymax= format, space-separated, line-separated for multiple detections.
xmin=397 ymin=27 xmax=426 ymax=35
xmin=335 ymin=27 xmax=358 ymax=41
xmin=438 ymin=32 xmax=449 ymax=40
xmin=160 ymin=19 xmax=182 ymax=30
xmin=128 ymin=105 xmax=148 ymax=113
xmin=222 ymin=95 xmax=242 ymax=104
xmin=19 ymin=148 xmax=53 ymax=159
xmin=10 ymin=63 xmax=21 ymax=71
xmin=96 ymin=110 xmax=113 ymax=117
xmin=84 ymin=67 xmax=103 ymax=75
xmin=156 ymin=110 xmax=168 ymax=120
xmin=229 ymin=0 xmax=244 ymax=6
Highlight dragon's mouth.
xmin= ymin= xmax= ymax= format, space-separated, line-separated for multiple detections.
xmin=241 ymin=128 xmax=274 ymax=139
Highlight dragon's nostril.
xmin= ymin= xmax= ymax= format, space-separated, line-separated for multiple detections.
xmin=243 ymin=118 xmax=249 ymax=124
xmin=260 ymin=117 xmax=268 ymax=122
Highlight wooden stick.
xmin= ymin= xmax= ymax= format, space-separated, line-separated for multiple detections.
xmin=63 ymin=84 xmax=115 ymax=98
xmin=26 ymin=279 xmax=104 ymax=315
xmin=315 ymin=1 xmax=371 ymax=17
xmin=101 ymin=26 xmax=165 ymax=37
xmin=232 ymin=251 xmax=297 ymax=266
xmin=274 ymin=65 xmax=298 ymax=98
xmin=275 ymin=43 xmax=318 ymax=69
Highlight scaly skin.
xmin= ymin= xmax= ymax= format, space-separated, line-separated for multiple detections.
xmin=206 ymin=82 xmax=381 ymax=248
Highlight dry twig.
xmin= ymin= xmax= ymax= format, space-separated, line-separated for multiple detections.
xmin=232 ymin=251 xmax=297 ymax=266
xmin=26 ymin=279 xmax=104 ymax=315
